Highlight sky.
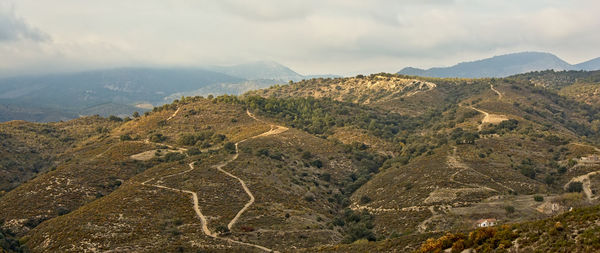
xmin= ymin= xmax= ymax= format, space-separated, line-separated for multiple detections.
xmin=1 ymin=0 xmax=599 ymax=77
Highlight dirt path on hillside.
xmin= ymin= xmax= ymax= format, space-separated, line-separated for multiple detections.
xmin=572 ymin=142 xmax=600 ymax=153
xmin=465 ymin=85 xmax=507 ymax=131
xmin=448 ymin=147 xmax=514 ymax=193
xmin=222 ymin=111 xmax=288 ymax=230
xmin=565 ymin=170 xmax=600 ymax=201
xmin=166 ymin=107 xmax=181 ymax=121
xmin=490 ymin=84 xmax=502 ymax=100
xmin=140 ymin=109 xmax=287 ymax=252
xmin=468 ymin=106 xmax=508 ymax=131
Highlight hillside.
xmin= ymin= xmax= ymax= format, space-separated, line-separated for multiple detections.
xmin=0 ymin=61 xmax=332 ymax=123
xmin=508 ymin=70 xmax=600 ymax=106
xmin=398 ymin=52 xmax=600 ymax=78
xmin=248 ymin=73 xmax=600 ymax=250
xmin=0 ymin=116 xmax=121 ymax=193
xmin=2 ymin=71 xmax=600 ymax=252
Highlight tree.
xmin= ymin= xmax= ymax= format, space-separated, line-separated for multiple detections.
xmin=132 ymin=111 xmax=140 ymax=118
xmin=215 ymin=225 xmax=230 ymax=235
xmin=108 ymin=115 xmax=122 ymax=122
xmin=567 ymin=182 xmax=583 ymax=193
xmin=359 ymin=195 xmax=372 ymax=204
xmin=224 ymin=142 xmax=236 ymax=154
xmin=310 ymin=159 xmax=323 ymax=168
xmin=120 ymin=134 xmax=132 ymax=141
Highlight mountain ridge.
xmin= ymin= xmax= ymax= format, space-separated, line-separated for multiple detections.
xmin=398 ymin=52 xmax=600 ymax=78
xmin=0 ymin=62 xmax=339 ymax=122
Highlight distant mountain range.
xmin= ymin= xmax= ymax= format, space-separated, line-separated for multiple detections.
xmin=0 ymin=62 xmax=338 ymax=122
xmin=398 ymin=52 xmax=600 ymax=78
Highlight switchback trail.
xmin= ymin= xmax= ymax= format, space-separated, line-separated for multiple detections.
xmin=448 ymin=147 xmax=514 ymax=193
xmin=140 ymin=109 xmax=287 ymax=252
xmin=222 ymin=111 xmax=288 ymax=230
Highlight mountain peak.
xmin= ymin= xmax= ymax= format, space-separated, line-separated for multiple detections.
xmin=397 ymin=51 xmax=593 ymax=78
xmin=205 ymin=61 xmax=304 ymax=81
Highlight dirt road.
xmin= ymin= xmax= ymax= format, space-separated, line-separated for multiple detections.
xmin=140 ymin=109 xmax=287 ymax=252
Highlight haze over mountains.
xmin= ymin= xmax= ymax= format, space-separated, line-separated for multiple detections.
xmin=2 ymin=51 xmax=599 ymax=123
xmin=0 ymin=62 xmax=335 ymax=122
xmin=398 ymin=52 xmax=600 ymax=78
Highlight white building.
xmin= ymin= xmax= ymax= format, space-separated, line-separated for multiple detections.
xmin=476 ymin=218 xmax=497 ymax=227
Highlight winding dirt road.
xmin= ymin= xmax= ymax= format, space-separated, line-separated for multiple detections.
xmin=469 ymin=106 xmax=509 ymax=132
xmin=467 ymin=85 xmax=508 ymax=131
xmin=490 ymin=84 xmax=503 ymax=100
xmin=565 ymin=170 xmax=600 ymax=201
xmin=140 ymin=109 xmax=287 ymax=252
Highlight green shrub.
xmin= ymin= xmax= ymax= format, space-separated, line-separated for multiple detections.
xmin=359 ymin=195 xmax=372 ymax=204
xmin=567 ymin=182 xmax=583 ymax=193
xmin=149 ymin=133 xmax=167 ymax=143
xmin=120 ymin=134 xmax=132 ymax=141
xmin=224 ymin=142 xmax=236 ymax=154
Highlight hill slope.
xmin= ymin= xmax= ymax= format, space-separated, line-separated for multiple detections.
xmin=2 ymin=71 xmax=600 ymax=252
xmin=0 ymin=61 xmax=324 ymax=123
xmin=575 ymin=57 xmax=600 ymax=71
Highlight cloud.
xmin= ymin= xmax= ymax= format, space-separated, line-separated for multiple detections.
xmin=0 ymin=4 xmax=49 ymax=42
xmin=215 ymin=0 xmax=314 ymax=21
xmin=1 ymin=0 xmax=599 ymax=76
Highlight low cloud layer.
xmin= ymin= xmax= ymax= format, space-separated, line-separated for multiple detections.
xmin=1 ymin=0 xmax=599 ymax=76
xmin=0 ymin=4 xmax=49 ymax=42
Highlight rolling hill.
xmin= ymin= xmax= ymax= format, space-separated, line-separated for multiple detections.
xmin=0 ymin=62 xmax=338 ymax=123
xmin=398 ymin=52 xmax=600 ymax=78
xmin=1 ymin=70 xmax=600 ymax=252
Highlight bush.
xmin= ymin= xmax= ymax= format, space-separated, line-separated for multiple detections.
xmin=567 ymin=182 xmax=583 ymax=193
xmin=534 ymin=195 xmax=544 ymax=202
xmin=149 ymin=133 xmax=167 ymax=143
xmin=520 ymin=167 xmax=536 ymax=179
xmin=162 ymin=152 xmax=185 ymax=162
xmin=120 ymin=134 xmax=132 ymax=141
xmin=215 ymin=225 xmax=230 ymax=235
xmin=57 ymin=206 xmax=70 ymax=216
xmin=108 ymin=115 xmax=122 ymax=122
xmin=224 ymin=142 xmax=236 ymax=154
xmin=301 ymin=151 xmax=313 ymax=159
xmin=310 ymin=159 xmax=323 ymax=168
xmin=186 ymin=147 xmax=201 ymax=156
xmin=359 ymin=195 xmax=372 ymax=204
xmin=505 ymin=206 xmax=515 ymax=214
xmin=544 ymin=175 xmax=555 ymax=185
xmin=304 ymin=193 xmax=315 ymax=202
xmin=320 ymin=173 xmax=331 ymax=182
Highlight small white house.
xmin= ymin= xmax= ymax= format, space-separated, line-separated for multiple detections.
xmin=476 ymin=218 xmax=497 ymax=227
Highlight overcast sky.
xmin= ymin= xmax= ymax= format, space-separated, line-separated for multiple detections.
xmin=1 ymin=0 xmax=599 ymax=76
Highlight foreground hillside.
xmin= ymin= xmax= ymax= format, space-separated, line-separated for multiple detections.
xmin=2 ymin=71 xmax=600 ymax=252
